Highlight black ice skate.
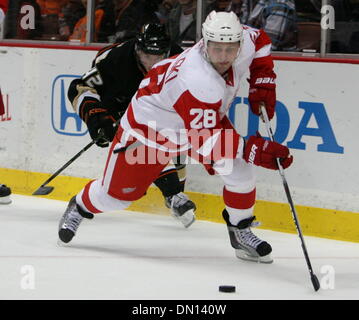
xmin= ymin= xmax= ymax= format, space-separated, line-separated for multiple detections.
xmin=165 ymin=192 xmax=196 ymax=228
xmin=58 ymin=196 xmax=93 ymax=243
xmin=222 ymin=210 xmax=273 ymax=264
xmin=0 ymin=184 xmax=12 ymax=204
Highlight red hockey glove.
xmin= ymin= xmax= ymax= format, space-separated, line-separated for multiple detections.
xmin=243 ymin=134 xmax=293 ymax=170
xmin=248 ymin=77 xmax=276 ymax=120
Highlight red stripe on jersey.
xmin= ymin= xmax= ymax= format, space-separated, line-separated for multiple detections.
xmin=0 ymin=0 xmax=8 ymax=14
xmin=126 ymin=103 xmax=186 ymax=152
xmin=136 ymin=62 xmax=172 ymax=99
xmin=102 ymin=126 xmax=124 ymax=186
xmin=224 ymin=66 xmax=234 ymax=87
xmin=223 ymin=187 xmax=256 ymax=210
xmin=173 ymin=90 xmax=241 ymax=161
xmin=172 ymin=89 xmax=222 ymax=128
xmin=255 ymin=29 xmax=272 ymax=53
xmin=243 ymin=27 xmax=275 ymax=83
xmin=0 ymin=88 xmax=4 ymax=116
xmin=82 ymin=180 xmax=102 ymax=214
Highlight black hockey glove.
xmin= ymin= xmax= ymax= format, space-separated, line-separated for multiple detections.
xmin=80 ymin=102 xmax=118 ymax=148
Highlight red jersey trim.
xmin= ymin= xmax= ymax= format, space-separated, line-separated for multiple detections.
xmin=126 ymin=104 xmax=186 ymax=152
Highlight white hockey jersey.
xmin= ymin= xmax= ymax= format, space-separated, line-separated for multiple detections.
xmin=120 ymin=26 xmax=275 ymax=163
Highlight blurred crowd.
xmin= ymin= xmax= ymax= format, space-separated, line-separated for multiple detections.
xmin=0 ymin=0 xmax=358 ymax=53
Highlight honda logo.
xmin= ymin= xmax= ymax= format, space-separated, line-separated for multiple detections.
xmin=51 ymin=74 xmax=87 ymax=136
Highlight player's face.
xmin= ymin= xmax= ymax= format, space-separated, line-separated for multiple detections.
xmin=137 ymin=50 xmax=166 ymax=72
xmin=207 ymin=41 xmax=241 ymax=75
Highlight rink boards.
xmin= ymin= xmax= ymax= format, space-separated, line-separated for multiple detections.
xmin=0 ymin=45 xmax=358 ymax=242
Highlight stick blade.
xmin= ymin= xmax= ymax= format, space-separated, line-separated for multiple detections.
xmin=311 ymin=274 xmax=320 ymax=291
xmin=32 ymin=186 xmax=54 ymax=196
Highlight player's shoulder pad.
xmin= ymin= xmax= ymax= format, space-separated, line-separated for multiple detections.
xmin=242 ymin=25 xmax=272 ymax=51
xmin=94 ymin=40 xmax=134 ymax=66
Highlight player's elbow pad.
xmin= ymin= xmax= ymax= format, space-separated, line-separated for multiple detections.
xmin=67 ymin=79 xmax=85 ymax=104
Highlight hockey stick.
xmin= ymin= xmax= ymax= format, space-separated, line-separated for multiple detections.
xmin=260 ymin=104 xmax=320 ymax=292
xmin=32 ymin=138 xmax=98 ymax=195
xmin=33 ymin=118 xmax=122 ymax=196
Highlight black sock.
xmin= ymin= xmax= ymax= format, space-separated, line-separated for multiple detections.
xmin=154 ymin=169 xmax=182 ymax=198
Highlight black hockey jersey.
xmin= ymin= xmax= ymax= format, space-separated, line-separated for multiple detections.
xmin=68 ymin=39 xmax=183 ymax=119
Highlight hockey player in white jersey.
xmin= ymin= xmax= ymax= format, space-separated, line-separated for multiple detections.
xmin=58 ymin=11 xmax=293 ymax=264
xmin=67 ymin=24 xmax=195 ymax=228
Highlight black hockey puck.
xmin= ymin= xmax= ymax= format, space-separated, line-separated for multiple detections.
xmin=219 ymin=285 xmax=236 ymax=293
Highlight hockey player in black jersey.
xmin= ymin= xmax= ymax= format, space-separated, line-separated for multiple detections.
xmin=66 ymin=23 xmax=196 ymax=230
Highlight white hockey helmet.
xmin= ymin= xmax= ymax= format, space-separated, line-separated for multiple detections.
xmin=202 ymin=10 xmax=243 ymax=47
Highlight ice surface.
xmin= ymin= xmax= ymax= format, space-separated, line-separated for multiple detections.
xmin=0 ymin=195 xmax=358 ymax=300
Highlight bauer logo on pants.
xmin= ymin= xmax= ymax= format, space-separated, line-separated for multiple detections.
xmin=51 ymin=74 xmax=87 ymax=136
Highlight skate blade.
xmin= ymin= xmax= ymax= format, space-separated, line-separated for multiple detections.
xmin=0 ymin=196 xmax=12 ymax=204
xmin=235 ymin=249 xmax=273 ymax=264
xmin=172 ymin=209 xmax=196 ymax=228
